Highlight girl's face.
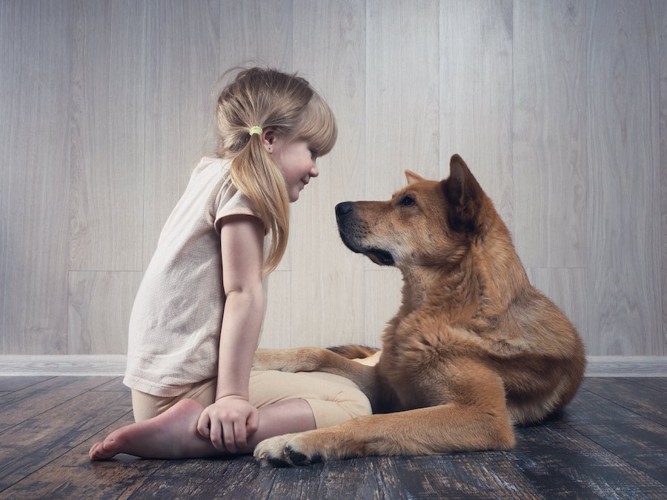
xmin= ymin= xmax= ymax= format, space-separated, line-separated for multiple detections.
xmin=267 ymin=137 xmax=319 ymax=202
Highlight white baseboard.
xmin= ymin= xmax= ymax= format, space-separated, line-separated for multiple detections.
xmin=0 ymin=355 xmax=127 ymax=376
xmin=584 ymin=356 xmax=667 ymax=377
xmin=0 ymin=355 xmax=665 ymax=377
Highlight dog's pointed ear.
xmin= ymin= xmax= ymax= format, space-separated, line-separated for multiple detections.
xmin=405 ymin=170 xmax=424 ymax=185
xmin=441 ymin=155 xmax=484 ymax=232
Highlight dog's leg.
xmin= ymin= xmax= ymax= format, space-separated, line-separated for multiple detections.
xmin=253 ymin=348 xmax=383 ymax=410
xmin=254 ymin=361 xmax=514 ymax=465
xmin=253 ymin=347 xmax=335 ymax=372
xmin=254 ymin=405 xmax=513 ymax=466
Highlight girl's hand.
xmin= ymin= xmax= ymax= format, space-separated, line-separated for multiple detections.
xmin=196 ymin=396 xmax=259 ymax=453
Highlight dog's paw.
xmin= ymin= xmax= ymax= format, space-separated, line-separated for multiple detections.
xmin=252 ymin=348 xmax=325 ymax=372
xmin=253 ymin=433 xmax=322 ymax=467
xmin=252 ymin=349 xmax=281 ymax=371
xmin=252 ymin=348 xmax=304 ymax=371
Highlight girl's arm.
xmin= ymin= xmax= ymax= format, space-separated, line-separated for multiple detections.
xmin=196 ymin=214 xmax=266 ymax=453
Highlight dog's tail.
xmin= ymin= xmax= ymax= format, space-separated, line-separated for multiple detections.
xmin=327 ymin=344 xmax=380 ymax=359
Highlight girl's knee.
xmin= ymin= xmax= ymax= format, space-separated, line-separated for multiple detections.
xmin=341 ymin=389 xmax=372 ymax=419
xmin=308 ymin=387 xmax=372 ymax=428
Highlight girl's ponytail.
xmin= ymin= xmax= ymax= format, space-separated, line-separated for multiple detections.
xmin=230 ymin=133 xmax=289 ymax=274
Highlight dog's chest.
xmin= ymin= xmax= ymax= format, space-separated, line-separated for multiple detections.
xmin=379 ymin=318 xmax=470 ymax=409
xmin=378 ymin=345 xmax=445 ymax=410
xmin=378 ymin=358 xmax=438 ymax=410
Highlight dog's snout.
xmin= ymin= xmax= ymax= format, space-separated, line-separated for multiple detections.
xmin=335 ymin=202 xmax=354 ymax=219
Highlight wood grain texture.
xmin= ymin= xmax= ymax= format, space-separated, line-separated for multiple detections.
xmin=366 ymin=0 xmax=440 ymax=199
xmin=513 ymin=0 xmax=589 ymax=269
xmin=364 ymin=269 xmax=403 ymax=347
xmin=659 ymin=0 xmax=667 ymax=360
xmin=261 ymin=270 xmax=292 ymax=349
xmin=528 ymin=268 xmax=588 ymax=347
xmin=142 ymin=0 xmax=221 ymax=267
xmin=0 ymin=0 xmax=73 ymax=354
xmin=68 ymin=271 xmax=141 ymax=354
xmin=586 ymin=0 xmax=662 ymax=355
xmin=0 ymin=376 xmax=115 ymax=432
xmin=440 ymin=0 xmax=514 ymax=227
xmin=0 ymin=0 xmax=665 ymax=359
xmin=220 ymin=0 xmax=293 ymax=71
xmin=0 ymin=377 xmax=665 ymax=498
xmin=0 ymin=377 xmax=49 ymax=393
xmin=0 ymin=377 xmax=133 ymax=492
xmin=68 ymin=0 xmax=146 ymax=272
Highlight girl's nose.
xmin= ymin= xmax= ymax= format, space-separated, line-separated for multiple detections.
xmin=310 ymin=164 xmax=319 ymax=178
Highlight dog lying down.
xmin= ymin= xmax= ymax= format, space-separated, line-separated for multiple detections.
xmin=253 ymin=154 xmax=585 ymax=466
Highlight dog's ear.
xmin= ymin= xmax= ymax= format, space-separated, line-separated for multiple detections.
xmin=441 ymin=155 xmax=484 ymax=233
xmin=405 ymin=170 xmax=425 ymax=185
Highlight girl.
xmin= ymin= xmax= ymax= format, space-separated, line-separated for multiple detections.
xmin=89 ymin=68 xmax=371 ymax=460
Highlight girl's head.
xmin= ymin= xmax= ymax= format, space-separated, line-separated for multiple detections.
xmin=216 ymin=67 xmax=337 ymax=273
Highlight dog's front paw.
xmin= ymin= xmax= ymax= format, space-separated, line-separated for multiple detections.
xmin=252 ymin=349 xmax=282 ymax=371
xmin=252 ymin=348 xmax=324 ymax=372
xmin=252 ymin=349 xmax=305 ymax=371
xmin=253 ymin=433 xmax=322 ymax=467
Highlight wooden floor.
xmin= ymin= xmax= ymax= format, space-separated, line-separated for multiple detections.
xmin=0 ymin=377 xmax=665 ymax=499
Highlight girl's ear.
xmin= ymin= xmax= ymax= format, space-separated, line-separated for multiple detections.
xmin=261 ymin=129 xmax=277 ymax=153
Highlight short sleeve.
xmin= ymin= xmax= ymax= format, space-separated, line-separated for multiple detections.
xmin=214 ymin=185 xmax=261 ymax=234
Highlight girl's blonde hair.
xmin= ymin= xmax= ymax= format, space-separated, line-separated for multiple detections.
xmin=216 ymin=67 xmax=337 ymax=273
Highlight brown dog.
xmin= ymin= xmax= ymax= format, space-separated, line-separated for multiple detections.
xmin=253 ymin=154 xmax=586 ymax=466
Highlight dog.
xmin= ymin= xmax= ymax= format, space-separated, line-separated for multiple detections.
xmin=253 ymin=154 xmax=586 ymax=466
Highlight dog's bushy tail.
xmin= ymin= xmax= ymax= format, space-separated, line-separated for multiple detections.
xmin=326 ymin=345 xmax=380 ymax=359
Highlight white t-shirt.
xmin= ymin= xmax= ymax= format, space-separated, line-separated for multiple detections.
xmin=124 ymin=157 xmax=264 ymax=397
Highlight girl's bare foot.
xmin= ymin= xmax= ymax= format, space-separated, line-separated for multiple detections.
xmin=89 ymin=399 xmax=222 ymax=460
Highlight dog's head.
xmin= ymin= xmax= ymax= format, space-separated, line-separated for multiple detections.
xmin=335 ymin=155 xmax=492 ymax=269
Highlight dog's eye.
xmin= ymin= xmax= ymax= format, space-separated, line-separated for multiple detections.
xmin=398 ymin=195 xmax=416 ymax=207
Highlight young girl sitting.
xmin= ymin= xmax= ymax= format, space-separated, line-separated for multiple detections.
xmin=89 ymin=67 xmax=371 ymax=460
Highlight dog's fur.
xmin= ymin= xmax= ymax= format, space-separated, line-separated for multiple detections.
xmin=253 ymin=155 xmax=586 ymax=466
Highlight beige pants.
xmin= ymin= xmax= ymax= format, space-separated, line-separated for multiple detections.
xmin=132 ymin=370 xmax=371 ymax=429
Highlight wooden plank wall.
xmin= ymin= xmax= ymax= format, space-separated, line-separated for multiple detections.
xmin=0 ymin=0 xmax=665 ymax=358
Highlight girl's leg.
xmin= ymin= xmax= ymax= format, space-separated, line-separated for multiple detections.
xmin=248 ymin=370 xmax=372 ymax=429
xmin=88 ymin=397 xmax=316 ymax=460
xmin=89 ymin=370 xmax=371 ymax=460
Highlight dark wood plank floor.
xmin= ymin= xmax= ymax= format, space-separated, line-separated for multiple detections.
xmin=0 ymin=376 xmax=665 ymax=499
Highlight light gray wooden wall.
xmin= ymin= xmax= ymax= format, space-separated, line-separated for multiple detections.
xmin=1 ymin=0 xmax=665 ymax=357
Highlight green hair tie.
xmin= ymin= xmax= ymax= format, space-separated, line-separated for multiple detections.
xmin=248 ymin=126 xmax=262 ymax=136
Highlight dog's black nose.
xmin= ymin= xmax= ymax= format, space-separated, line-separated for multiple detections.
xmin=335 ymin=202 xmax=354 ymax=218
